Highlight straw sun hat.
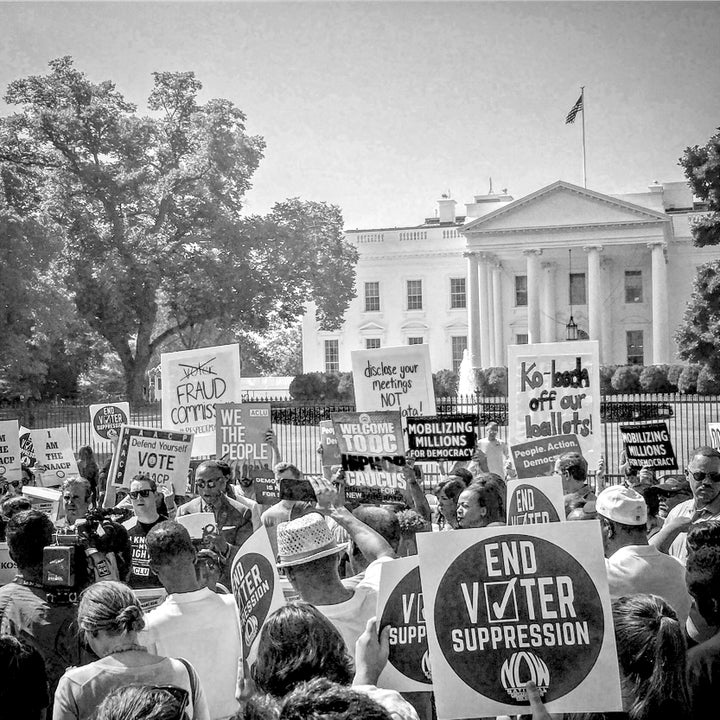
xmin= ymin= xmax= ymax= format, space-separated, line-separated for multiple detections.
xmin=276 ymin=512 xmax=346 ymax=568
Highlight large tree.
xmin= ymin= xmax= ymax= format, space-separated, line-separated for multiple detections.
xmin=675 ymin=127 xmax=720 ymax=378
xmin=1 ymin=58 xmax=357 ymax=401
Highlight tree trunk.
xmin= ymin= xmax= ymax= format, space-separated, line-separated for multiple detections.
xmin=124 ymin=358 xmax=150 ymax=404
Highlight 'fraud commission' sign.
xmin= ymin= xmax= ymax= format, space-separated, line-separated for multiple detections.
xmin=331 ymin=411 xmax=406 ymax=503
xmin=161 ymin=343 xmax=242 ymax=456
xmin=378 ymin=556 xmax=432 ymax=693
xmin=619 ymin=422 xmax=677 ymax=470
xmin=231 ymin=528 xmax=285 ymax=666
xmin=352 ymin=345 xmax=436 ymax=418
xmin=406 ymin=414 xmax=476 ymax=462
xmin=508 ymin=341 xmax=601 ymax=472
xmin=506 ymin=477 xmax=566 ymax=525
xmin=417 ymin=522 xmax=621 ymax=718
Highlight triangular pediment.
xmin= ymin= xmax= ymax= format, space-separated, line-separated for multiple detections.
xmin=358 ymin=321 xmax=385 ymax=333
xmin=463 ymin=181 xmax=669 ymax=234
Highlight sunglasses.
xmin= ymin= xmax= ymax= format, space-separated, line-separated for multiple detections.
xmin=195 ymin=478 xmax=219 ymax=489
xmin=129 ymin=489 xmax=154 ymax=499
xmin=148 ymin=685 xmax=189 ymax=719
xmin=686 ymin=469 xmax=720 ymax=484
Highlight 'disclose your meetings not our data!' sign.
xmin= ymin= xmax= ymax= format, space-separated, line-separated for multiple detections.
xmin=416 ymin=521 xmax=622 ymax=718
xmin=507 ymin=341 xmax=601 ymax=473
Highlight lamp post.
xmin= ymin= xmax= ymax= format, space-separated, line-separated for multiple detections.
xmin=565 ymin=249 xmax=579 ymax=341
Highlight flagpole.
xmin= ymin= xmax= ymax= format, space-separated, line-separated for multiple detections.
xmin=581 ymin=86 xmax=587 ymax=188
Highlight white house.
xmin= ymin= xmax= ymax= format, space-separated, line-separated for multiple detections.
xmin=302 ymin=179 xmax=713 ymax=373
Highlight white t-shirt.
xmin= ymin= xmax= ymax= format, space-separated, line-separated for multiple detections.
xmin=477 ymin=438 xmax=508 ymax=478
xmin=140 ymin=587 xmax=242 ymax=720
xmin=665 ymin=498 xmax=720 ymax=566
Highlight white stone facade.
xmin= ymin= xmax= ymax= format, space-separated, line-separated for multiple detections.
xmin=302 ymin=180 xmax=714 ymax=374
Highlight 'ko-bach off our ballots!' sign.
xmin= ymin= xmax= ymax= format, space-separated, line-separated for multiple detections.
xmin=331 ymin=411 xmax=406 ymax=504
xmin=417 ymin=522 xmax=621 ymax=718
xmin=508 ymin=341 xmax=601 ymax=473
xmin=161 ymin=343 xmax=242 ymax=457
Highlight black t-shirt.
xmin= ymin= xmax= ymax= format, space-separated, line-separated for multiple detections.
xmin=127 ymin=516 xmax=166 ymax=589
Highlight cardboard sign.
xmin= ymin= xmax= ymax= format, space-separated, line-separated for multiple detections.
xmin=22 ymin=486 xmax=62 ymax=522
xmin=134 ymin=588 xmax=168 ymax=612
xmin=406 ymin=414 xmax=476 ymax=462
xmin=161 ymin=343 xmax=242 ymax=456
xmin=89 ymin=402 xmax=130 ymax=443
xmin=620 ymin=423 xmax=677 ymax=470
xmin=254 ymin=476 xmax=317 ymax=506
xmin=510 ymin=435 xmax=582 ymax=479
xmin=508 ymin=342 xmax=601 ymax=472
xmin=506 ymin=477 xmax=566 ymax=525
xmin=29 ymin=428 xmax=80 ymax=486
xmin=0 ymin=419 xmax=22 ymax=484
xmin=332 ymin=411 xmax=406 ymax=504
xmin=377 ymin=556 xmax=432 ymax=692
xmin=417 ymin=522 xmax=621 ymax=718
xmin=319 ymin=420 xmax=342 ymax=468
xmin=108 ymin=425 xmax=193 ymax=496
xmin=215 ymin=403 xmax=272 ymax=479
xmin=19 ymin=425 xmax=36 ymax=468
xmin=352 ymin=345 xmax=436 ymax=418
xmin=0 ymin=543 xmax=18 ymax=586
xmin=709 ymin=423 xmax=720 ymax=451
xmin=230 ymin=528 xmax=285 ymax=666
xmin=175 ymin=512 xmax=218 ymax=540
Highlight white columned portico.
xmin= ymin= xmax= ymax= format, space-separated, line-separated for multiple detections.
xmin=478 ymin=254 xmax=492 ymax=368
xmin=492 ymin=262 xmax=504 ymax=365
xmin=541 ymin=261 xmax=556 ymax=343
xmin=465 ymin=252 xmax=481 ymax=368
xmin=649 ymin=241 xmax=669 ymax=363
xmin=584 ymin=245 xmax=603 ymax=345
xmin=524 ymin=249 xmax=542 ymax=344
xmin=600 ymin=257 xmax=613 ymax=364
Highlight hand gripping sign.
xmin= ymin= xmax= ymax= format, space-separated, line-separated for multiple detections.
xmin=377 ymin=556 xmax=433 ymax=693
xmin=417 ymin=522 xmax=621 ymax=718
xmin=231 ymin=527 xmax=285 ymax=667
xmin=506 ymin=476 xmax=566 ymax=525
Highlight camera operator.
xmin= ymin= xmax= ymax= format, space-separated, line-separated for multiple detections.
xmin=0 ymin=510 xmax=83 ymax=712
xmin=57 ymin=477 xmax=132 ymax=584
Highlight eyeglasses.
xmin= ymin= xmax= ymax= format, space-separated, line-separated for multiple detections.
xmin=129 ymin=489 xmax=153 ymax=499
xmin=686 ymin=469 xmax=720 ymax=484
xmin=147 ymin=685 xmax=189 ymax=719
xmin=195 ymin=478 xmax=219 ymax=489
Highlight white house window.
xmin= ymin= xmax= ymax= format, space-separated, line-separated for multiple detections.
xmin=626 ymin=330 xmax=644 ymax=365
xmin=516 ymin=333 xmax=529 ymax=345
xmin=407 ymin=280 xmax=423 ymax=310
xmin=364 ymin=282 xmax=380 ymax=312
xmin=365 ymin=338 xmax=381 ymax=349
xmin=569 ymin=273 xmax=587 ymax=305
xmin=451 ymin=336 xmax=467 ymax=372
xmin=450 ymin=277 xmax=466 ymax=309
xmin=408 ymin=336 xmax=424 ymax=345
xmin=624 ymin=271 xmax=643 ymax=303
xmin=515 ymin=276 xmax=527 ymax=306
xmin=324 ymin=339 xmax=339 ymax=371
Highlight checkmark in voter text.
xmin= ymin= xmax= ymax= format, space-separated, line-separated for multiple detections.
xmin=491 ymin=577 xmax=517 ymax=619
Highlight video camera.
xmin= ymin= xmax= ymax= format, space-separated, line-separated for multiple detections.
xmin=42 ymin=508 xmax=130 ymax=604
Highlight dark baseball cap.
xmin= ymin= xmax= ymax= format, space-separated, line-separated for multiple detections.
xmin=656 ymin=477 xmax=692 ymax=495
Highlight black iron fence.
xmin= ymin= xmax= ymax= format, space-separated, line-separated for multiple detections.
xmin=2 ymin=393 xmax=718 ymax=482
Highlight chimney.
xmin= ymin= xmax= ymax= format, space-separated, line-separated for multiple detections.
xmin=437 ymin=195 xmax=457 ymax=223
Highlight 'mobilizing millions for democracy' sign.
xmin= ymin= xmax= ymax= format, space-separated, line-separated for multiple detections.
xmin=619 ymin=422 xmax=677 ymax=470
xmin=508 ymin=341 xmax=601 ymax=472
xmin=417 ymin=522 xmax=621 ymax=718
xmin=506 ymin=477 xmax=566 ymax=525
xmin=406 ymin=414 xmax=476 ymax=462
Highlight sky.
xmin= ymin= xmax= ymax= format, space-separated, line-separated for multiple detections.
xmin=1 ymin=1 xmax=719 ymax=230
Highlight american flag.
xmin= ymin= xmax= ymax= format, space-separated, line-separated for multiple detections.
xmin=565 ymin=94 xmax=583 ymax=124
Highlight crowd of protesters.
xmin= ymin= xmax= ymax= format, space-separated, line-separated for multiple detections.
xmin=1 ymin=422 xmax=719 ymax=720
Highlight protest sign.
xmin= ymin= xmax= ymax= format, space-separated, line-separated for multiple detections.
xmin=352 ymin=345 xmax=436 ymax=418
xmin=709 ymin=423 xmax=720 ymax=451
xmin=176 ymin=512 xmax=218 ymax=540
xmin=134 ymin=588 xmax=168 ymax=612
xmin=0 ymin=419 xmax=22 ymax=484
xmin=89 ymin=402 xmax=130 ymax=443
xmin=508 ymin=341 xmax=601 ymax=472
xmin=377 ymin=556 xmax=432 ymax=692
xmin=406 ymin=414 xmax=476 ymax=462
xmin=510 ymin=435 xmax=581 ymax=479
xmin=19 ymin=425 xmax=36 ymax=468
xmin=0 ymin=543 xmax=18 ymax=586
xmin=107 ymin=425 xmax=193 ymax=496
xmin=254 ymin=475 xmax=317 ymax=506
xmin=22 ymin=486 xmax=62 ymax=522
xmin=417 ymin=522 xmax=621 ymax=718
xmin=231 ymin=528 xmax=285 ymax=666
xmin=506 ymin=477 xmax=566 ymax=525
xmin=619 ymin=423 xmax=677 ymax=470
xmin=29 ymin=428 xmax=80 ymax=486
xmin=332 ymin=411 xmax=406 ymax=503
xmin=161 ymin=343 xmax=242 ymax=456
xmin=319 ymin=420 xmax=342 ymax=469
xmin=215 ymin=403 xmax=273 ymax=479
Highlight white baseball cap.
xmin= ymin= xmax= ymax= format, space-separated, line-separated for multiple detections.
xmin=596 ymin=485 xmax=647 ymax=526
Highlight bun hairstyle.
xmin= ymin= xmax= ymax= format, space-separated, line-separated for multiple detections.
xmin=78 ymin=581 xmax=146 ymax=638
